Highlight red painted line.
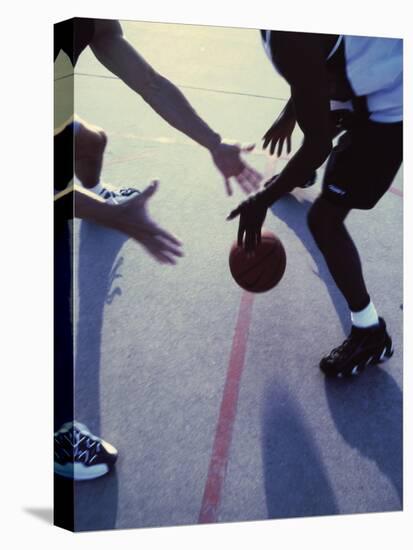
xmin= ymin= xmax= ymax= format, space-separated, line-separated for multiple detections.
xmin=389 ymin=186 xmax=403 ymax=198
xmin=198 ymin=291 xmax=255 ymax=524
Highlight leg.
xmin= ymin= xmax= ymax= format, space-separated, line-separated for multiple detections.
xmin=74 ymin=118 xmax=107 ymax=189
xmin=307 ymin=196 xmax=370 ymax=312
xmin=308 ymin=197 xmax=394 ymax=376
xmin=54 ymin=121 xmax=118 ymax=480
xmin=74 ymin=117 xmax=141 ymax=203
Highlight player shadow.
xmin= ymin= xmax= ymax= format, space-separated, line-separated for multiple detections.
xmin=268 ymin=193 xmax=350 ymax=333
xmin=73 ymin=220 xmax=128 ymax=531
xmin=269 ymin=193 xmax=402 ymax=509
xmin=271 ymin=195 xmax=402 ymax=508
xmin=324 ymin=368 xmax=403 ymax=507
xmin=261 ymin=380 xmax=339 ymax=519
xmin=75 ymin=220 xmax=126 ymax=434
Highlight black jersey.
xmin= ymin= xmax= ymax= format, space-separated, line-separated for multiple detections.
xmin=261 ymin=30 xmax=402 ymax=123
xmin=260 ymin=30 xmax=354 ymax=102
xmin=54 ymin=18 xmax=95 ymax=66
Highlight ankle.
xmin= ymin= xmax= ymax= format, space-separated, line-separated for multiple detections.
xmin=351 ymin=301 xmax=379 ymax=328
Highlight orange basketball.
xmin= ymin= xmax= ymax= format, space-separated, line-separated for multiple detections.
xmin=229 ymin=230 xmax=286 ymax=293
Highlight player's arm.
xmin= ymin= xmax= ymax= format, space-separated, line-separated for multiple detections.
xmin=262 ymin=32 xmax=332 ymax=205
xmin=90 ymin=20 xmax=221 ymax=150
xmin=72 ymin=184 xmax=183 ymax=264
xmin=262 ymin=97 xmax=296 ymax=156
xmin=89 ymin=20 xmax=261 ymax=194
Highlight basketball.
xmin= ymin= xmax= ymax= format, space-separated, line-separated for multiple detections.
xmin=229 ymin=230 xmax=286 ymax=293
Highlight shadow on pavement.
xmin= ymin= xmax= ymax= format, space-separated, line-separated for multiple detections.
xmin=73 ymin=220 xmax=127 ymax=531
xmin=324 ymin=367 xmax=403 ymax=506
xmin=75 ymin=221 xmax=127 ymax=434
xmin=269 ymin=193 xmax=350 ymax=333
xmin=261 ymin=381 xmax=339 ymax=519
xmin=75 ymin=471 xmax=119 ymax=532
xmin=268 ymin=193 xmax=402 ymax=512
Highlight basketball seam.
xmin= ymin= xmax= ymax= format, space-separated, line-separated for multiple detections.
xmin=230 ymin=247 xmax=284 ymax=279
xmin=242 ymin=258 xmax=286 ymax=291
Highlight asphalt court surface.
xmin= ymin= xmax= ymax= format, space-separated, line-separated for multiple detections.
xmin=54 ymin=21 xmax=403 ymax=530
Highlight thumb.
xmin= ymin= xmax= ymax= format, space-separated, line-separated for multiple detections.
xmin=139 ymin=179 xmax=159 ymax=202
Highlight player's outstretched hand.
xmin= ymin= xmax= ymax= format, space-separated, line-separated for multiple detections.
xmin=226 ymin=191 xmax=268 ymax=254
xmin=262 ymin=107 xmax=296 ymax=157
xmin=211 ymin=142 xmax=262 ymax=196
xmin=113 ymin=180 xmax=183 ymax=265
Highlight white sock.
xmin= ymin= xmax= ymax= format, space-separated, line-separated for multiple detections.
xmin=351 ymin=301 xmax=379 ymax=328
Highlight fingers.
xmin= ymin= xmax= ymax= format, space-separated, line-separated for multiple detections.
xmin=139 ymin=233 xmax=184 ymax=265
xmin=243 ymin=166 xmax=262 ymax=190
xmin=237 ymin=222 xmax=245 ymax=247
xmin=256 ymin=229 xmax=262 ymax=248
xmin=262 ymin=135 xmax=271 ymax=151
xmin=244 ymin=227 xmax=263 ymax=256
xmin=277 ymin=137 xmax=285 ymax=158
xmin=150 ymin=224 xmax=183 ymax=246
xmin=138 ymin=179 xmax=159 ymax=202
xmin=224 ymin=177 xmax=233 ymax=196
xmin=227 ymin=205 xmax=241 ymax=221
xmin=235 ymin=167 xmax=262 ymax=195
xmin=270 ymin=138 xmax=277 ymax=156
xmin=245 ymin=228 xmax=257 ymax=255
xmin=287 ymin=135 xmax=292 ymax=155
xmin=235 ymin=172 xmax=252 ymax=195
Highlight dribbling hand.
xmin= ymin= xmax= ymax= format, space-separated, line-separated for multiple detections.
xmin=227 ymin=191 xmax=269 ymax=254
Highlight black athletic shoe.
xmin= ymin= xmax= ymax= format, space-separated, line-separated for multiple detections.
xmin=54 ymin=422 xmax=118 ymax=481
xmin=298 ymin=171 xmax=317 ymax=188
xmin=320 ymin=317 xmax=394 ymax=378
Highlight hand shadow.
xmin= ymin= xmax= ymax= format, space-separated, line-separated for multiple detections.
xmin=261 ymin=380 xmax=339 ymax=519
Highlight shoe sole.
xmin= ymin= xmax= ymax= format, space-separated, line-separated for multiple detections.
xmin=54 ymin=462 xmax=110 ymax=481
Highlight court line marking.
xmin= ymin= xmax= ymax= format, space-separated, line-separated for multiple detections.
xmin=198 ymin=290 xmax=255 ymax=524
xmin=55 ymin=71 xmax=288 ymax=103
xmin=389 ymin=186 xmax=403 ymax=198
xmin=198 ymin=153 xmax=277 ymax=524
xmin=197 ymin=149 xmax=401 ymax=523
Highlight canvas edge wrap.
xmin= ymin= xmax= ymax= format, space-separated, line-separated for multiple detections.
xmin=53 ymin=17 xmax=75 ymax=533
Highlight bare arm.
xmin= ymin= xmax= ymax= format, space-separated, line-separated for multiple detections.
xmin=90 ymin=20 xmax=221 ymax=151
xmin=262 ymin=32 xmax=332 ymax=206
xmin=54 ymin=184 xmax=183 ymax=264
xmin=227 ymin=33 xmax=333 ymax=251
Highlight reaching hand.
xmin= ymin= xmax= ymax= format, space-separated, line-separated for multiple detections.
xmin=111 ymin=180 xmax=184 ymax=265
xmin=210 ymin=142 xmax=262 ymax=196
xmin=262 ymin=109 xmax=296 ymax=157
xmin=227 ymin=191 xmax=269 ymax=253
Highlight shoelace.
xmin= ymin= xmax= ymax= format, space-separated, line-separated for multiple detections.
xmin=101 ymin=187 xmax=139 ymax=197
xmin=118 ymin=187 xmax=140 ymax=196
xmin=55 ymin=428 xmax=102 ymax=464
xmin=327 ymin=337 xmax=355 ymax=360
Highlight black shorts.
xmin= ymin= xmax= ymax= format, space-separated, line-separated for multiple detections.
xmin=321 ymin=118 xmax=403 ymax=210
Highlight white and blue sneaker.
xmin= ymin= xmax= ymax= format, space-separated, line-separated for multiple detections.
xmin=96 ymin=183 xmax=141 ymax=205
xmin=54 ymin=422 xmax=118 ymax=481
